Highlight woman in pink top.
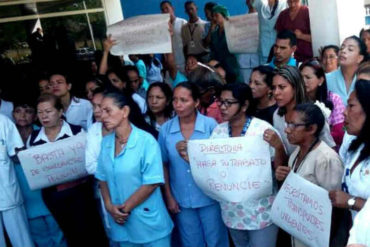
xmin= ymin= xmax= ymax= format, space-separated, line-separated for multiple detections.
xmin=275 ymin=0 xmax=312 ymax=62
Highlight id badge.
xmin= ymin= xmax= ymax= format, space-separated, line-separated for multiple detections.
xmin=189 ymin=40 xmax=196 ymax=48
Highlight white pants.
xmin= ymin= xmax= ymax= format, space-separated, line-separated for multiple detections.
xmin=0 ymin=205 xmax=34 ymax=247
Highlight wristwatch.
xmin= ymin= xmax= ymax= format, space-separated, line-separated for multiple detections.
xmin=347 ymin=197 xmax=356 ymax=209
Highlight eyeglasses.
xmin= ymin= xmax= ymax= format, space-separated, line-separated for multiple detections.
xmin=322 ymin=55 xmax=338 ymax=60
xmin=216 ymin=100 xmax=239 ymax=108
xmin=285 ymin=122 xmax=307 ymax=129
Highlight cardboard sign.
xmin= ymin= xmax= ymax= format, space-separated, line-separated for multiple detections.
xmin=271 ymin=172 xmax=332 ymax=247
xmin=188 ymin=136 xmax=272 ymax=202
xmin=224 ymin=13 xmax=259 ymax=53
xmin=107 ymin=13 xmax=171 ymax=55
xmin=18 ymin=133 xmax=88 ymax=190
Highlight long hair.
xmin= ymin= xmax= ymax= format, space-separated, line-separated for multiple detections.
xmin=348 ymin=79 xmax=370 ymax=162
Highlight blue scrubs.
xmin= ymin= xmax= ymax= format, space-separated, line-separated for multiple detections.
xmin=95 ymin=124 xmax=173 ymax=245
xmin=326 ymin=68 xmax=357 ymax=106
xmin=158 ymin=113 xmax=229 ymax=247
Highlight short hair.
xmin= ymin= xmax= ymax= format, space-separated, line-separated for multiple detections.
xmin=276 ymin=30 xmax=297 ymax=47
xmin=185 ymin=1 xmax=195 ymax=8
xmin=221 ymin=83 xmax=256 ymax=116
xmin=49 ymin=71 xmax=71 ymax=85
xmin=125 ymin=65 xmax=139 ymax=77
xmin=92 ymin=87 xmax=106 ymax=97
xmin=174 ymin=82 xmax=200 ymax=101
xmin=204 ymin=2 xmax=217 ymax=11
xmin=356 ymin=61 xmax=370 ymax=77
xmin=160 ymin=1 xmax=172 ymax=8
xmin=36 ymin=93 xmax=63 ymax=111
xmin=188 ymin=66 xmax=223 ymax=96
xmin=321 ymin=45 xmax=339 ymax=58
xmin=294 ymin=103 xmax=325 ymax=138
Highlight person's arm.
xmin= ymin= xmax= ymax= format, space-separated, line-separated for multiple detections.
xmin=164 ymin=24 xmax=178 ymax=80
xmin=99 ymin=181 xmax=129 ymax=224
xmin=203 ymin=22 xmax=217 ymax=48
xmin=121 ymin=184 xmax=160 ymax=213
xmin=294 ymin=29 xmax=312 ymax=43
xmin=99 ymin=35 xmax=116 ymax=75
xmin=329 ymin=191 xmax=366 ymax=212
xmin=263 ymin=129 xmax=287 ymax=169
xmin=163 ymin=164 xmax=180 ymax=213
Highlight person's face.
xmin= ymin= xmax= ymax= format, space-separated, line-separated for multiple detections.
xmin=213 ymin=12 xmax=224 ymax=26
xmin=300 ymin=66 xmax=324 ymax=96
xmin=37 ymin=101 xmax=63 ymax=128
xmin=173 ymin=86 xmax=199 ymax=118
xmin=85 ymin=81 xmax=99 ymax=101
xmin=272 ymin=75 xmax=295 ymax=108
xmin=322 ymin=48 xmax=338 ymax=73
xmin=108 ymin=72 xmax=126 ymax=90
xmin=361 ymin=31 xmax=370 ymax=54
xmin=185 ymin=3 xmax=197 ymax=18
xmin=285 ymin=110 xmax=309 ymax=145
xmin=274 ymin=39 xmax=296 ymax=64
xmin=39 ymin=79 xmax=51 ymax=95
xmin=161 ymin=3 xmax=174 ymax=17
xmin=338 ymin=38 xmax=364 ymax=67
xmin=91 ymin=61 xmax=98 ymax=74
xmin=128 ymin=70 xmax=142 ymax=92
xmin=148 ymin=86 xmax=168 ymax=115
xmin=13 ymin=106 xmax=36 ymax=127
xmin=205 ymin=9 xmax=212 ymax=21
xmin=101 ymin=97 xmax=129 ymax=130
xmin=49 ymin=74 xmax=71 ymax=97
xmin=92 ymin=93 xmax=104 ymax=122
xmin=287 ymin=0 xmax=301 ymax=11
xmin=249 ymin=71 xmax=271 ymax=100
xmin=344 ymin=91 xmax=366 ymax=136
xmin=218 ymin=90 xmax=246 ymax=122
xmin=185 ymin=56 xmax=198 ymax=74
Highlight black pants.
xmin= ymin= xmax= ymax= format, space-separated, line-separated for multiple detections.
xmin=42 ymin=179 xmax=108 ymax=247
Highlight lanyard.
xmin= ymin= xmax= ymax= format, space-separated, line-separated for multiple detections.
xmin=228 ymin=117 xmax=252 ymax=137
xmin=188 ymin=23 xmax=197 ymax=41
xmin=291 ymin=138 xmax=319 ymax=173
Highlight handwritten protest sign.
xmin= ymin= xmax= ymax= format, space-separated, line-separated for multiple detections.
xmin=18 ymin=133 xmax=88 ymax=190
xmin=271 ymin=172 xmax=332 ymax=247
xmin=224 ymin=13 xmax=259 ymax=53
xmin=308 ymin=0 xmax=365 ymax=57
xmin=187 ymin=136 xmax=272 ymax=202
xmin=107 ymin=14 xmax=171 ymax=55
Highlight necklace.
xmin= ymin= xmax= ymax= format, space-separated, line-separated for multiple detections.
xmin=115 ymin=127 xmax=132 ymax=148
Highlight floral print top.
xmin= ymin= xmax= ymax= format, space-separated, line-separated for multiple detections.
xmin=210 ymin=118 xmax=278 ymax=230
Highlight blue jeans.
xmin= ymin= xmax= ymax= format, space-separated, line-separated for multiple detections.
xmin=229 ymin=224 xmax=278 ymax=247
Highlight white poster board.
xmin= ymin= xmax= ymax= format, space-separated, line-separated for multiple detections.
xmin=224 ymin=13 xmax=259 ymax=53
xmin=188 ymin=136 xmax=272 ymax=203
xmin=271 ymin=172 xmax=332 ymax=247
xmin=308 ymin=0 xmax=365 ymax=57
xmin=18 ymin=133 xmax=88 ymax=190
xmin=107 ymin=14 xmax=171 ymax=55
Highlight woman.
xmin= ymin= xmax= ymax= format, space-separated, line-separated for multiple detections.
xmin=329 ymin=80 xmax=370 ymax=221
xmin=300 ymin=59 xmax=345 ymax=148
xmin=356 ymin=61 xmax=370 ymax=80
xmin=360 ymin=28 xmax=370 ymax=55
xmin=85 ymin=78 xmax=103 ymax=101
xmin=249 ymin=65 xmax=277 ymax=125
xmin=145 ymin=82 xmax=173 ymax=132
xmin=326 ymin=36 xmax=367 ymax=105
xmin=95 ymin=91 xmax=173 ymax=246
xmin=188 ymin=66 xmax=223 ymax=123
xmin=141 ymin=54 xmax=164 ymax=84
xmin=275 ymin=103 xmax=343 ymax=247
xmin=28 ymin=94 xmax=108 ymax=247
xmin=12 ymin=101 xmax=66 ymax=247
xmin=158 ymin=82 xmax=229 ymax=247
xmin=272 ymin=65 xmax=335 ymax=155
xmin=210 ymin=5 xmax=242 ymax=83
xmin=321 ymin=45 xmax=339 ymax=73
xmin=247 ymin=0 xmax=287 ymax=64
xmin=49 ymin=72 xmax=93 ymax=130
xmin=210 ymin=83 xmax=285 ymax=247
xmin=275 ymin=0 xmax=312 ymax=62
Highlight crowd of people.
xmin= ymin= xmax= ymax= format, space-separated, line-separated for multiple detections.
xmin=0 ymin=0 xmax=370 ymax=247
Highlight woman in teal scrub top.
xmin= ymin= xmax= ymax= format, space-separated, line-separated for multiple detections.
xmin=95 ymin=91 xmax=173 ymax=247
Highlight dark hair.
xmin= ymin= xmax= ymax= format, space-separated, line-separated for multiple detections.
xmin=146 ymin=82 xmax=173 ymax=120
xmin=36 ymin=93 xmax=64 ymax=111
xmin=160 ymin=1 xmax=172 ymax=8
xmin=348 ymin=79 xmax=370 ymax=162
xmin=299 ymin=59 xmax=333 ymax=110
xmin=356 ymin=61 xmax=370 ymax=77
xmin=251 ymin=65 xmax=275 ymax=89
xmin=92 ymin=86 xmax=106 ymax=97
xmin=125 ymin=65 xmax=140 ymax=78
xmin=294 ymin=103 xmax=325 ymax=137
xmin=13 ymin=100 xmax=36 ymax=111
xmin=359 ymin=28 xmax=370 ymax=40
xmin=321 ymin=45 xmax=339 ymax=58
xmin=276 ymin=30 xmax=297 ymax=47
xmin=49 ymin=71 xmax=71 ymax=85
xmin=188 ymin=66 xmax=223 ymax=95
xmin=174 ymin=82 xmax=200 ymax=101
xmin=85 ymin=78 xmax=103 ymax=88
xmin=269 ymin=0 xmax=279 ymax=19
xmin=221 ymin=83 xmax=256 ymax=116
xmin=185 ymin=1 xmax=195 ymax=8
xmin=204 ymin=2 xmax=217 ymax=11
xmin=103 ymin=89 xmax=158 ymax=138
xmin=274 ymin=65 xmax=307 ymax=116
xmin=344 ymin=35 xmax=368 ymax=62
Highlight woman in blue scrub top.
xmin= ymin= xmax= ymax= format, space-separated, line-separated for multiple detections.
xmin=158 ymin=82 xmax=229 ymax=247
xmin=96 ymin=91 xmax=173 ymax=247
